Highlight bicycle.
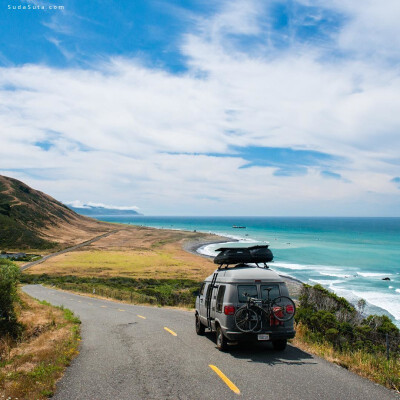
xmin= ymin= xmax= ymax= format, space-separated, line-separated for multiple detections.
xmin=234 ymin=288 xmax=296 ymax=333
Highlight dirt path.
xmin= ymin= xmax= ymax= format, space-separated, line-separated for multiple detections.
xmin=20 ymin=229 xmax=120 ymax=271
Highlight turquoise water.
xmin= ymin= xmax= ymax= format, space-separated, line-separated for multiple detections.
xmin=98 ymin=216 xmax=400 ymax=326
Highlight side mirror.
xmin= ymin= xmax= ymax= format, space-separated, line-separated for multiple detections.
xmin=193 ymin=290 xmax=200 ymax=297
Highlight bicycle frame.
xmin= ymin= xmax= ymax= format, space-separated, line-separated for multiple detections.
xmin=234 ymin=289 xmax=295 ymax=333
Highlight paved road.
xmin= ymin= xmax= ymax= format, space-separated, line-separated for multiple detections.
xmin=20 ymin=230 xmax=119 ymax=271
xmin=23 ymin=285 xmax=399 ymax=400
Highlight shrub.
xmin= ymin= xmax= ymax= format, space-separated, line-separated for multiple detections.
xmin=20 ymin=273 xmax=202 ymax=308
xmin=0 ymin=259 xmax=21 ymax=337
xmin=296 ymin=284 xmax=400 ymax=355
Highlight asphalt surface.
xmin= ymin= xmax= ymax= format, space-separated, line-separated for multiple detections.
xmin=20 ymin=230 xmax=119 ymax=271
xmin=23 ymin=285 xmax=399 ymax=400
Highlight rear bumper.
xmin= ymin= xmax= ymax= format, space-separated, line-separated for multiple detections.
xmin=224 ymin=329 xmax=296 ymax=342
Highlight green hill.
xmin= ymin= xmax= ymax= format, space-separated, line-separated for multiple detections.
xmin=0 ymin=175 xmax=112 ymax=251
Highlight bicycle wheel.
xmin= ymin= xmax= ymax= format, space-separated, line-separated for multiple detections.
xmin=234 ymin=306 xmax=260 ymax=332
xmin=271 ymin=296 xmax=296 ymax=322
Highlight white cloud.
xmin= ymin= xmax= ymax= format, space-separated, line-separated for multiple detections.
xmin=198 ymin=0 xmax=263 ymax=38
xmin=323 ymin=0 xmax=400 ymax=60
xmin=64 ymin=200 xmax=139 ymax=211
xmin=0 ymin=0 xmax=400 ymax=215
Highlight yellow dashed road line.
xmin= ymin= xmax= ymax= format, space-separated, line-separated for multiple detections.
xmin=118 ymin=309 xmax=126 ymax=312
xmin=209 ymin=365 xmax=240 ymax=395
xmin=164 ymin=327 xmax=177 ymax=336
xmin=101 ymin=306 xmax=107 ymax=308
xmin=137 ymin=315 xmax=146 ymax=319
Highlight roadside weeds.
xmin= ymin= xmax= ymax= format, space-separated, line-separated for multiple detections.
xmin=0 ymin=290 xmax=81 ymax=400
xmin=292 ymin=323 xmax=400 ymax=393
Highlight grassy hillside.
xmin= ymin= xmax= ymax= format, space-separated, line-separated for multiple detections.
xmin=0 ymin=175 xmax=112 ymax=251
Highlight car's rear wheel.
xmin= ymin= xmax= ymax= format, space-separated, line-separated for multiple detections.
xmin=272 ymin=339 xmax=287 ymax=351
xmin=195 ymin=313 xmax=205 ymax=335
xmin=216 ymin=326 xmax=228 ymax=351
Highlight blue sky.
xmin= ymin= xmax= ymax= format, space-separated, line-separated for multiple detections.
xmin=1 ymin=0 xmax=216 ymax=70
xmin=1 ymin=0 xmax=400 ymax=216
xmin=1 ymin=1 xmax=343 ymax=69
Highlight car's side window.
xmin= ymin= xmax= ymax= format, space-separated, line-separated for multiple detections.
xmin=199 ymin=282 xmax=205 ymax=296
xmin=205 ymin=284 xmax=212 ymax=308
xmin=216 ymin=285 xmax=226 ymax=313
xmin=238 ymin=285 xmax=258 ymax=302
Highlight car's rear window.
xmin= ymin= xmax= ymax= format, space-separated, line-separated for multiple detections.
xmin=260 ymin=284 xmax=280 ymax=300
xmin=237 ymin=285 xmax=258 ymax=303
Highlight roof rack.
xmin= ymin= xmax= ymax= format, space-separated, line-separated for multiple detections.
xmin=215 ymin=244 xmax=270 ymax=251
xmin=214 ymin=244 xmax=273 ymax=268
xmin=217 ymin=262 xmax=270 ymax=270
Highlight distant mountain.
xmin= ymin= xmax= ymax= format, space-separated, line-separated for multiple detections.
xmin=70 ymin=205 xmax=140 ymax=217
xmin=0 ymin=175 xmax=112 ymax=250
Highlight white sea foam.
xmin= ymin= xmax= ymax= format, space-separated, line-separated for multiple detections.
xmin=272 ymin=263 xmax=352 ymax=278
xmin=357 ymin=272 xmax=392 ymax=278
xmin=197 ymin=244 xmax=219 ymax=257
xmin=309 ymin=278 xmax=345 ymax=287
xmin=212 ymin=233 xmax=255 ymax=242
xmin=352 ymin=290 xmax=400 ymax=320
xmin=389 ymin=286 xmax=394 ymax=289
xmin=272 ymin=262 xmax=314 ymax=270
xmin=309 ymin=278 xmax=325 ymax=285
xmin=319 ymin=272 xmax=351 ymax=278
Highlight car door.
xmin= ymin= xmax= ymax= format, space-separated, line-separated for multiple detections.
xmin=209 ymin=282 xmax=219 ymax=321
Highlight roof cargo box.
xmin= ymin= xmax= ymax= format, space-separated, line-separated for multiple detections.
xmin=214 ymin=245 xmax=273 ymax=265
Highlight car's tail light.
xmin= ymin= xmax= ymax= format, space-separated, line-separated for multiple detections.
xmin=286 ymin=305 xmax=294 ymax=314
xmin=224 ymin=305 xmax=235 ymax=315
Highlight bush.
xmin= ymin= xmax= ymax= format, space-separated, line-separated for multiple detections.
xmin=20 ymin=273 xmax=202 ymax=308
xmin=296 ymin=284 xmax=400 ymax=354
xmin=0 ymin=259 xmax=21 ymax=337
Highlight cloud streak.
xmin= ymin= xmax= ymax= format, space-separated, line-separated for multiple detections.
xmin=64 ymin=200 xmax=139 ymax=211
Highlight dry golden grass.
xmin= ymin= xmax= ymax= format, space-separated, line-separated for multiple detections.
xmin=26 ymin=226 xmax=223 ymax=280
xmin=38 ymin=217 xmax=113 ymax=249
xmin=0 ymin=291 xmax=80 ymax=400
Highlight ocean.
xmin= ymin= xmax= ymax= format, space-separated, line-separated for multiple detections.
xmin=96 ymin=216 xmax=400 ymax=327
